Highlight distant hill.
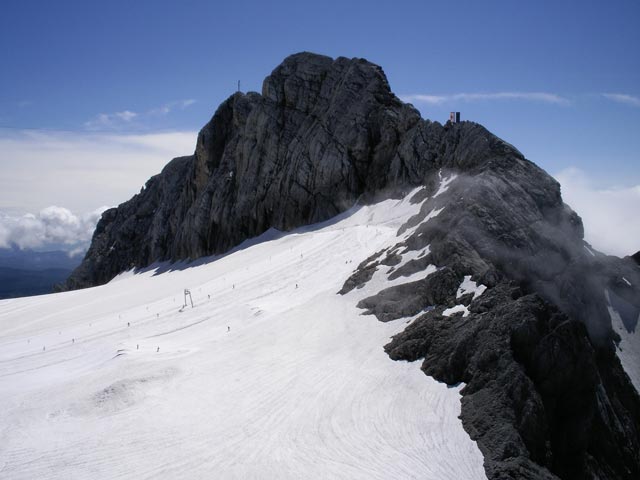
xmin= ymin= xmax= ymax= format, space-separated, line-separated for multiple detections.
xmin=0 ymin=248 xmax=81 ymax=299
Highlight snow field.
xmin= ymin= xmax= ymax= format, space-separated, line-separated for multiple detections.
xmin=0 ymin=189 xmax=486 ymax=479
xmin=606 ymin=289 xmax=640 ymax=391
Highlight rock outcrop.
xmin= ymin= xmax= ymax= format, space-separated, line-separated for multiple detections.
xmin=63 ymin=52 xmax=524 ymax=290
xmin=63 ymin=52 xmax=640 ymax=480
xmin=337 ymin=156 xmax=640 ymax=478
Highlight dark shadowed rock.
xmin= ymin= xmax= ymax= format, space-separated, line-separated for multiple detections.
xmin=386 ymin=285 xmax=640 ymax=479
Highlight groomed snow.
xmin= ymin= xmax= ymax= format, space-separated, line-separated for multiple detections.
xmin=0 ymin=192 xmax=486 ymax=479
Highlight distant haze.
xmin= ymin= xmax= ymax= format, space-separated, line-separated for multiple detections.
xmin=556 ymin=168 xmax=640 ymax=257
xmin=0 ymin=130 xmax=197 ymax=214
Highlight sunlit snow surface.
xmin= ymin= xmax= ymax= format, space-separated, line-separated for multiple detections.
xmin=0 ymin=190 xmax=486 ymax=479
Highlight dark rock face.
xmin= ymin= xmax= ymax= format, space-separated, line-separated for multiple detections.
xmin=63 ymin=52 xmax=640 ymax=479
xmin=64 ymin=52 xmax=524 ymax=290
xmin=385 ymin=285 xmax=639 ymax=479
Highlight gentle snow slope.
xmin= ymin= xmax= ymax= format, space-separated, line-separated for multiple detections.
xmin=0 ymin=191 xmax=486 ymax=479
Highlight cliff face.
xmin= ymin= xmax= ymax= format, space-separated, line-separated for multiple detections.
xmin=63 ymin=52 xmax=524 ymax=290
xmin=62 ymin=52 xmax=640 ymax=480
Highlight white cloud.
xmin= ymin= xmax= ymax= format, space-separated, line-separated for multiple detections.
xmin=0 ymin=206 xmax=109 ymax=251
xmin=602 ymin=93 xmax=640 ymax=108
xmin=84 ymin=110 xmax=138 ymax=129
xmin=0 ymin=130 xmax=197 ymax=214
xmin=86 ymin=100 xmax=197 ymax=128
xmin=401 ymin=92 xmax=570 ymax=106
xmin=114 ymin=110 xmax=137 ymax=121
xmin=149 ymin=99 xmax=197 ymax=115
xmin=555 ymin=167 xmax=640 ymax=257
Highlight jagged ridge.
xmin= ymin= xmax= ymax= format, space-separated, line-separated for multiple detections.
xmin=63 ymin=52 xmax=523 ymax=290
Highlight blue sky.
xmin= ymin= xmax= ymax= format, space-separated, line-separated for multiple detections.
xmin=0 ymin=0 xmax=638 ymax=254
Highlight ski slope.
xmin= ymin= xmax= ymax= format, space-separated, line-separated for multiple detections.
xmin=0 ymin=190 xmax=486 ymax=479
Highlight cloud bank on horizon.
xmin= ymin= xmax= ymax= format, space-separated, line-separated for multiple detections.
xmin=0 ymin=206 xmax=108 ymax=254
xmin=0 ymin=129 xmax=197 ymax=215
xmin=0 ymin=128 xmax=197 ymax=254
xmin=556 ymin=168 xmax=640 ymax=258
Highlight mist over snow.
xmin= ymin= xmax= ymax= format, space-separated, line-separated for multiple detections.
xmin=0 ymin=206 xmax=108 ymax=254
xmin=556 ymin=167 xmax=640 ymax=257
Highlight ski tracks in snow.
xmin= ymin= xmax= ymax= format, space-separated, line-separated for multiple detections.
xmin=0 ymin=192 xmax=485 ymax=479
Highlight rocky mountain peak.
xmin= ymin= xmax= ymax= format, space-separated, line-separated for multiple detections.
xmin=64 ymin=53 xmax=519 ymax=290
xmin=261 ymin=52 xmax=396 ymax=111
xmin=58 ymin=53 xmax=640 ymax=479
